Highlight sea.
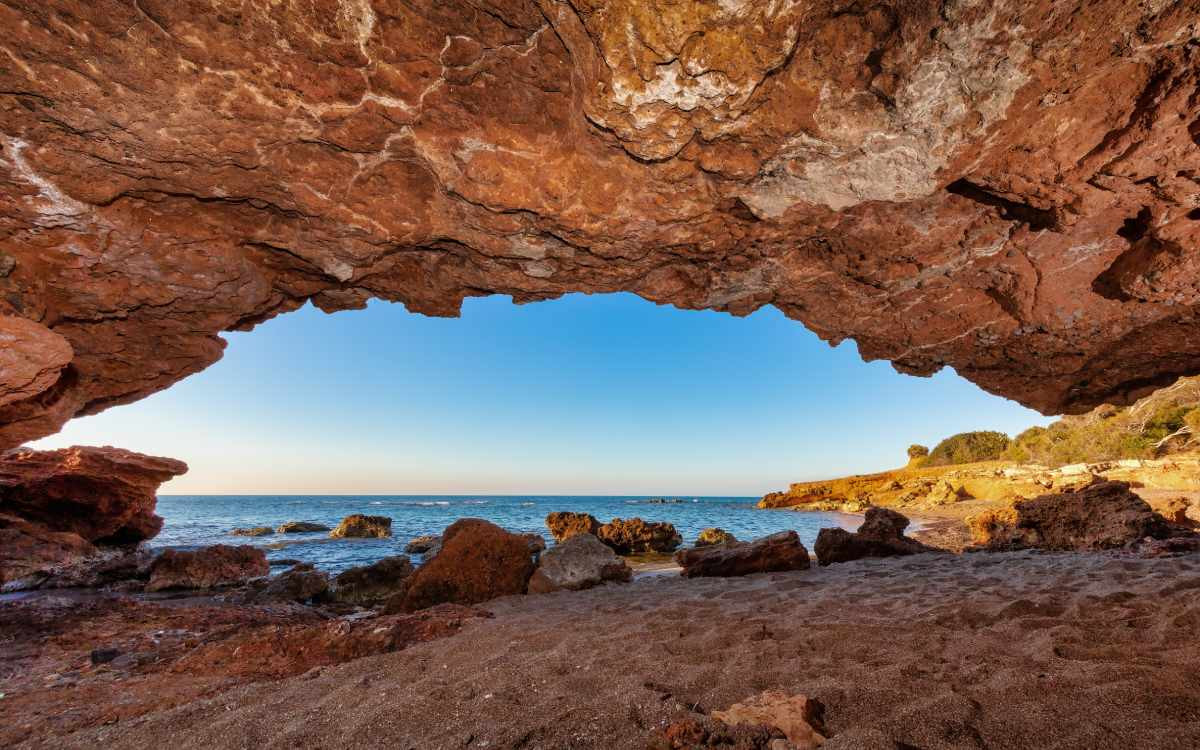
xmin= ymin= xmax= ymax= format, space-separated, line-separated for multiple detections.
xmin=154 ymin=495 xmax=862 ymax=573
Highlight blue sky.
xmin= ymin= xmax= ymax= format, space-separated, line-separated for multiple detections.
xmin=32 ymin=293 xmax=1052 ymax=495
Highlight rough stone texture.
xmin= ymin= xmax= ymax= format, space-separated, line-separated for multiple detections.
xmin=146 ymin=544 xmax=269 ymax=591
xmin=395 ymin=518 xmax=535 ymax=612
xmin=695 ymin=527 xmax=737 ymax=547
xmin=0 ymin=2 xmax=1198 ymax=449
xmin=332 ymin=554 xmax=413 ymax=605
xmin=675 ymin=531 xmax=811 ymax=578
xmin=172 ymin=603 xmax=493 ymax=680
xmin=0 ymin=446 xmax=186 ymax=585
xmin=967 ymin=480 xmax=1176 ymax=551
xmin=711 ymin=692 xmax=828 ymax=750
xmin=0 ymin=446 xmax=185 ymax=543
xmin=814 ymin=507 xmax=941 ymax=565
xmin=230 ymin=526 xmax=274 ymax=537
xmin=647 ymin=717 xmax=787 ymax=750
xmin=329 ymin=514 xmax=391 ymax=538
xmin=0 ymin=315 xmax=72 ymax=409
xmin=403 ymin=534 xmax=441 ymax=553
xmin=597 ymin=517 xmax=683 ymax=555
xmin=545 ymin=511 xmax=601 ymax=542
xmin=254 ymin=563 xmax=331 ymax=603
xmin=527 ymin=532 xmax=631 ymax=594
xmin=275 ymin=521 xmax=330 ymax=534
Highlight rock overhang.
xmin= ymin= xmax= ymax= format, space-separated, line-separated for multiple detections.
xmin=0 ymin=0 xmax=1198 ymax=449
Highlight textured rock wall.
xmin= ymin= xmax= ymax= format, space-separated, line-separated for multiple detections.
xmin=1 ymin=0 xmax=1198 ymax=448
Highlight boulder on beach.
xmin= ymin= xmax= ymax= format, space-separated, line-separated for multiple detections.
xmin=675 ymin=531 xmax=810 ymax=578
xmin=545 ymin=511 xmax=601 ymax=542
xmin=967 ymin=480 xmax=1177 ymax=551
xmin=329 ymin=514 xmax=392 ymax=539
xmin=256 ymin=563 xmax=330 ymax=603
xmin=711 ymin=691 xmax=827 ymax=749
xmin=597 ymin=517 xmax=683 ymax=555
xmin=393 ymin=519 xmax=535 ymax=612
xmin=648 ymin=717 xmax=786 ymax=749
xmin=275 ymin=521 xmax=330 ymax=534
xmin=333 ymin=555 xmax=414 ymax=605
xmin=230 ymin=526 xmax=274 ymax=537
xmin=404 ymin=535 xmax=441 ymax=554
xmin=695 ymin=527 xmax=737 ymax=547
xmin=146 ymin=544 xmax=269 ymax=591
xmin=813 ymin=507 xmax=940 ymax=565
xmin=0 ymin=446 xmax=186 ymax=586
xmin=527 ymin=533 xmax=631 ymax=594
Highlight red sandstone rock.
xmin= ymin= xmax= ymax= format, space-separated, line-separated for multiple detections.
xmin=597 ymin=517 xmax=683 ymax=555
xmin=545 ymin=511 xmax=601 ymax=542
xmin=648 ymin=717 xmax=787 ymax=750
xmin=675 ymin=531 xmax=811 ymax=578
xmin=329 ymin=514 xmax=392 ymax=538
xmin=254 ymin=563 xmax=331 ymax=604
xmin=0 ymin=315 xmax=72 ymax=409
xmin=814 ymin=508 xmax=942 ymax=565
xmin=0 ymin=3 xmax=1198 ymax=450
xmin=711 ymin=692 xmax=827 ymax=750
xmin=332 ymin=555 xmax=413 ymax=605
xmin=0 ymin=446 xmax=185 ymax=543
xmin=527 ymin=533 xmax=631 ymax=594
xmin=0 ymin=446 xmax=186 ymax=585
xmin=171 ymin=604 xmax=493 ymax=680
xmin=395 ymin=518 xmax=535 ymax=612
xmin=146 ymin=545 xmax=269 ymax=591
xmin=967 ymin=480 xmax=1176 ymax=551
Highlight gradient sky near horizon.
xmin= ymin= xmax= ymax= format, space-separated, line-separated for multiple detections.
xmin=31 ymin=293 xmax=1054 ymax=495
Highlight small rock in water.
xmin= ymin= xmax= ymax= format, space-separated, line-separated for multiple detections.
xmin=329 ymin=514 xmax=392 ymax=539
xmin=404 ymin=535 xmax=441 ymax=554
xmin=275 ymin=521 xmax=331 ymax=534
xmin=230 ymin=526 xmax=274 ymax=536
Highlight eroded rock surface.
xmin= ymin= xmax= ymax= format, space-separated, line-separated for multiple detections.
xmin=332 ymin=555 xmax=413 ymax=605
xmin=967 ymin=480 xmax=1179 ymax=551
xmin=597 ymin=517 xmax=683 ymax=555
xmin=814 ymin=507 xmax=942 ymax=565
xmin=545 ymin=511 xmax=601 ymax=542
xmin=0 ymin=446 xmax=186 ymax=585
xmin=527 ymin=532 xmax=631 ymax=594
xmin=394 ymin=518 xmax=535 ymax=612
xmin=675 ymin=531 xmax=811 ymax=578
xmin=329 ymin=514 xmax=392 ymax=538
xmin=146 ymin=544 xmax=269 ymax=591
xmin=0 ymin=1 xmax=1198 ymax=448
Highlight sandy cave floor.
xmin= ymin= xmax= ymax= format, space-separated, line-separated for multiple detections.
xmin=24 ymin=550 xmax=1200 ymax=750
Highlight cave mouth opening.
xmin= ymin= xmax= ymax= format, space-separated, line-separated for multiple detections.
xmin=27 ymin=292 xmax=1053 ymax=497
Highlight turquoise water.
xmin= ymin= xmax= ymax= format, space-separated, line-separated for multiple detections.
xmin=154 ymin=495 xmax=860 ymax=573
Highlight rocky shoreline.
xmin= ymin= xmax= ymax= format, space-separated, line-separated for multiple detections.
xmin=5 ymin=445 xmax=1200 ymax=747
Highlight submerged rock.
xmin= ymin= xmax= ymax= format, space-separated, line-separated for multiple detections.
xmin=527 ymin=533 xmax=631 ymax=594
xmin=967 ymin=480 xmax=1176 ymax=551
xmin=275 ymin=521 xmax=330 ymax=534
xmin=814 ymin=508 xmax=941 ymax=565
xmin=146 ymin=545 xmax=269 ymax=591
xmin=695 ymin=527 xmax=737 ymax=547
xmin=329 ymin=515 xmax=392 ymax=539
xmin=545 ymin=511 xmax=601 ymax=542
xmin=675 ymin=531 xmax=810 ymax=578
xmin=231 ymin=526 xmax=274 ymax=537
xmin=333 ymin=556 xmax=414 ymax=605
xmin=394 ymin=519 xmax=535 ymax=612
xmin=597 ymin=517 xmax=682 ymax=555
xmin=404 ymin=535 xmax=441 ymax=554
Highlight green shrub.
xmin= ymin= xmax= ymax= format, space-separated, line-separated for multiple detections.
xmin=927 ymin=431 xmax=1011 ymax=466
xmin=907 ymin=444 xmax=929 ymax=459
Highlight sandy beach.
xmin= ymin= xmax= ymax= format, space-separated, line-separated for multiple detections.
xmin=13 ymin=549 xmax=1196 ymax=750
